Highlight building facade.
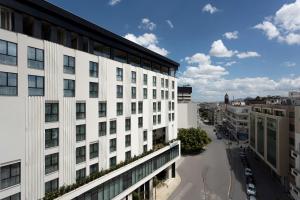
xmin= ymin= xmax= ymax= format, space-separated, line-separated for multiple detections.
xmin=0 ymin=1 xmax=180 ymax=200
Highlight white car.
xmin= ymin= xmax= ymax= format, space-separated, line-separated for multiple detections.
xmin=249 ymin=195 xmax=256 ymax=200
xmin=245 ymin=168 xmax=252 ymax=176
xmin=246 ymin=183 xmax=256 ymax=196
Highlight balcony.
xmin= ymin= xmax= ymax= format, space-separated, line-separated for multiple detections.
xmin=46 ymin=140 xmax=180 ymax=200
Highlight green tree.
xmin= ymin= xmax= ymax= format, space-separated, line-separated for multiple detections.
xmin=178 ymin=128 xmax=211 ymax=154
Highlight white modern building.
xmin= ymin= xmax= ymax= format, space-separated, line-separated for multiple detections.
xmin=0 ymin=1 xmax=180 ymax=200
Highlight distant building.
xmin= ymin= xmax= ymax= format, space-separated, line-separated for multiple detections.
xmin=224 ymin=93 xmax=229 ymax=104
xmin=178 ymin=86 xmax=192 ymax=102
xmin=214 ymin=104 xmax=225 ymax=126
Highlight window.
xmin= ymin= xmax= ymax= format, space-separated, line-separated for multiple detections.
xmin=143 ymin=131 xmax=147 ymax=141
xmin=131 ymin=102 xmax=136 ymax=114
xmin=143 ymin=145 xmax=147 ymax=153
xmin=89 ymin=82 xmax=98 ymax=98
xmin=153 ymin=76 xmax=156 ymax=87
xmin=45 ymin=103 xmax=59 ymax=122
xmin=172 ymin=113 xmax=175 ymax=121
xmin=90 ymin=163 xmax=99 ymax=175
xmin=138 ymin=101 xmax=143 ymax=114
xmin=45 ymin=178 xmax=58 ymax=193
xmin=161 ymin=90 xmax=164 ymax=99
xmin=153 ymin=102 xmax=157 ymax=112
xmin=153 ymin=115 xmax=156 ymax=125
xmin=168 ymin=101 xmax=171 ymax=110
xmin=45 ymin=153 xmax=59 ymax=174
xmin=110 ymin=139 xmax=117 ymax=153
xmin=153 ymin=89 xmax=156 ymax=99
xmin=89 ymin=61 xmax=98 ymax=77
xmin=0 ymin=72 xmax=17 ymax=96
xmin=76 ymin=102 xmax=86 ymax=119
xmin=0 ymin=39 xmax=17 ymax=65
xmin=110 ymin=156 xmax=117 ymax=168
xmin=125 ymin=135 xmax=131 ymax=147
xmin=158 ymin=102 xmax=161 ymax=112
xmin=165 ymin=79 xmax=169 ymax=88
xmin=90 ymin=143 xmax=99 ymax=159
xmin=99 ymin=122 xmax=107 ymax=136
xmin=99 ymin=102 xmax=106 ymax=117
xmin=143 ymin=88 xmax=147 ymax=99
xmin=172 ymin=81 xmax=175 ymax=89
xmin=138 ymin=117 xmax=143 ymax=128
xmin=158 ymin=115 xmax=161 ymax=124
xmin=290 ymin=124 xmax=295 ymax=132
xmin=169 ymin=113 xmax=171 ymax=122
xmin=131 ymin=71 xmax=136 ymax=83
xmin=161 ymin=78 xmax=164 ymax=87
xmin=28 ymin=47 xmax=44 ymax=69
xmin=117 ymin=102 xmax=123 ymax=116
xmin=1 ymin=193 xmax=20 ymax=200
xmin=64 ymin=79 xmax=75 ymax=97
xmin=172 ymin=92 xmax=174 ymax=100
xmin=93 ymin=42 xmax=110 ymax=58
xmin=110 ymin=120 xmax=117 ymax=134
xmin=28 ymin=75 xmax=44 ymax=96
xmin=143 ymin=74 xmax=147 ymax=85
xmin=63 ymin=55 xmax=75 ymax=74
xmin=45 ymin=128 xmax=59 ymax=148
xmin=165 ymin=91 xmax=169 ymax=99
xmin=76 ymin=168 xmax=86 ymax=182
xmin=76 ymin=125 xmax=86 ymax=142
xmin=0 ymin=162 xmax=20 ymax=190
xmin=131 ymin=87 xmax=136 ymax=99
xmin=0 ymin=7 xmax=13 ymax=31
xmin=76 ymin=146 xmax=86 ymax=164
xmin=116 ymin=68 xmax=123 ymax=81
xmin=172 ymin=102 xmax=175 ymax=110
xmin=114 ymin=49 xmax=127 ymax=63
xmin=125 ymin=151 xmax=131 ymax=161
xmin=125 ymin=118 xmax=131 ymax=131
xmin=117 ymin=85 xmax=123 ymax=98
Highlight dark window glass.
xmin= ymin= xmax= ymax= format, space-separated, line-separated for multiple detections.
xmin=125 ymin=118 xmax=131 ymax=131
xmin=131 ymin=102 xmax=136 ymax=114
xmin=172 ymin=113 xmax=175 ymax=121
xmin=153 ymin=89 xmax=156 ymax=99
xmin=116 ymin=68 xmax=123 ymax=81
xmin=138 ymin=102 xmax=143 ymax=114
xmin=172 ymin=81 xmax=175 ymax=89
xmin=117 ymin=85 xmax=123 ymax=98
xmin=28 ymin=75 xmax=44 ymax=96
xmin=45 ymin=103 xmax=59 ymax=122
xmin=1 ymin=192 xmax=21 ymax=200
xmin=143 ymin=74 xmax=147 ymax=85
xmin=90 ymin=163 xmax=99 ymax=175
xmin=45 ymin=153 xmax=59 ymax=174
xmin=89 ymin=61 xmax=98 ymax=77
xmin=153 ymin=102 xmax=156 ymax=112
xmin=89 ymin=82 xmax=98 ymax=98
xmin=113 ymin=49 xmax=127 ymax=63
xmin=128 ymin=54 xmax=140 ymax=67
xmin=28 ymin=47 xmax=44 ymax=69
xmin=138 ymin=117 xmax=143 ymax=128
xmin=172 ymin=102 xmax=174 ymax=110
xmin=76 ymin=168 xmax=86 ymax=182
xmin=172 ymin=92 xmax=174 ymax=100
xmin=131 ymin=71 xmax=136 ymax=83
xmin=99 ymin=122 xmax=107 ymax=136
xmin=45 ymin=178 xmax=58 ymax=193
xmin=90 ymin=143 xmax=99 ymax=159
xmin=125 ymin=151 xmax=131 ymax=161
xmin=110 ymin=156 xmax=117 ymax=168
xmin=63 ymin=55 xmax=75 ymax=74
xmin=110 ymin=139 xmax=117 ymax=153
xmin=165 ymin=91 xmax=169 ymax=99
xmin=64 ymin=79 xmax=75 ymax=97
xmin=143 ymin=131 xmax=147 ymax=141
xmin=76 ymin=103 xmax=86 ymax=119
xmin=158 ymin=102 xmax=161 ymax=112
xmin=158 ymin=115 xmax=161 ymax=124
xmin=143 ymin=88 xmax=147 ymax=99
xmin=76 ymin=146 xmax=86 ymax=164
xmin=99 ymin=102 xmax=107 ymax=117
xmin=125 ymin=135 xmax=131 ymax=147
xmin=143 ymin=145 xmax=147 ymax=153
xmin=161 ymin=90 xmax=164 ymax=99
xmin=110 ymin=120 xmax=117 ymax=134
xmin=76 ymin=125 xmax=86 ymax=142
xmin=165 ymin=79 xmax=169 ymax=88
xmin=0 ymin=7 xmax=13 ymax=31
xmin=0 ymin=162 xmax=20 ymax=190
xmin=93 ymin=42 xmax=110 ymax=58
xmin=45 ymin=128 xmax=59 ymax=148
xmin=117 ymin=102 xmax=123 ymax=116
xmin=0 ymin=71 xmax=17 ymax=96
xmin=131 ymin=87 xmax=136 ymax=99
xmin=153 ymin=115 xmax=156 ymax=125
xmin=0 ymin=39 xmax=17 ymax=65
xmin=153 ymin=76 xmax=156 ymax=87
xmin=161 ymin=78 xmax=164 ymax=87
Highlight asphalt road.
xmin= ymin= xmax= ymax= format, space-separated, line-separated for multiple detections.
xmin=168 ymin=122 xmax=247 ymax=200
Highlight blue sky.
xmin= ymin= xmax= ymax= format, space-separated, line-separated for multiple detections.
xmin=49 ymin=0 xmax=300 ymax=102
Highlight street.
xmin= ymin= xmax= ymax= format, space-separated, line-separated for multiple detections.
xmin=168 ymin=122 xmax=246 ymax=200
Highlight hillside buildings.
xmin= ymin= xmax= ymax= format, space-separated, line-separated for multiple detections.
xmin=0 ymin=1 xmax=180 ymax=200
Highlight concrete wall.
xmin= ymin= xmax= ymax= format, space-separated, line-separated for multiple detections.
xmin=177 ymin=102 xmax=197 ymax=129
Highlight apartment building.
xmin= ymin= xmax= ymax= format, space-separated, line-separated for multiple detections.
xmin=224 ymin=104 xmax=250 ymax=141
xmin=249 ymin=105 xmax=292 ymax=189
xmin=214 ymin=105 xmax=225 ymax=126
xmin=0 ymin=1 xmax=180 ymax=200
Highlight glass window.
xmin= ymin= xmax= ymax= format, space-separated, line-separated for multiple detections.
xmin=158 ymin=115 xmax=161 ymax=124
xmin=93 ymin=42 xmax=110 ymax=58
xmin=0 ymin=71 xmax=17 ymax=96
xmin=128 ymin=54 xmax=140 ymax=67
xmin=76 ymin=102 xmax=86 ymax=119
xmin=158 ymin=101 xmax=161 ymax=112
xmin=28 ymin=47 xmax=44 ymax=69
xmin=138 ymin=117 xmax=143 ymax=128
xmin=153 ymin=89 xmax=156 ymax=99
xmin=1 ymin=193 xmax=21 ymax=200
xmin=90 ymin=163 xmax=99 ymax=175
xmin=143 ymin=74 xmax=147 ymax=85
xmin=45 ymin=178 xmax=58 ymax=194
xmin=28 ymin=75 xmax=44 ymax=96
xmin=169 ymin=113 xmax=171 ymax=122
xmin=76 ymin=168 xmax=86 ymax=182
xmin=76 ymin=146 xmax=86 ymax=164
xmin=131 ymin=102 xmax=136 ymax=114
xmin=153 ymin=102 xmax=156 ymax=112
xmin=116 ymin=68 xmax=123 ymax=81
xmin=143 ymin=131 xmax=147 ymax=141
xmin=143 ymin=145 xmax=147 ymax=153
xmin=153 ymin=115 xmax=156 ymax=125
xmin=110 ymin=156 xmax=117 ymax=168
xmin=172 ymin=102 xmax=174 ymax=110
xmin=116 ymin=85 xmax=123 ymax=98
xmin=99 ymin=102 xmax=107 ymax=117
xmin=172 ymin=92 xmax=174 ymax=100
xmin=45 ymin=128 xmax=59 ymax=148
xmin=90 ymin=61 xmax=98 ymax=77
xmin=153 ymin=76 xmax=156 ymax=87
xmin=45 ymin=103 xmax=59 ymax=122
xmin=90 ymin=143 xmax=99 ymax=159
xmin=138 ymin=101 xmax=143 ymax=114
xmin=131 ymin=71 xmax=136 ymax=83
xmin=165 ymin=79 xmax=169 ymax=88
xmin=143 ymin=88 xmax=147 ymax=99
xmin=131 ymin=87 xmax=136 ymax=99
xmin=125 ymin=151 xmax=131 ymax=161
xmin=125 ymin=118 xmax=131 ymax=131
xmin=161 ymin=78 xmax=164 ymax=87
xmin=172 ymin=81 xmax=175 ymax=89
xmin=110 ymin=139 xmax=117 ymax=153
xmin=172 ymin=113 xmax=175 ymax=121
xmin=0 ymin=162 xmax=20 ymax=190
xmin=0 ymin=39 xmax=17 ymax=65
xmin=161 ymin=90 xmax=164 ymax=99
xmin=89 ymin=82 xmax=98 ymax=98
xmin=45 ymin=153 xmax=59 ymax=174
xmin=0 ymin=7 xmax=13 ymax=31
xmin=168 ymin=101 xmax=171 ymax=110
xmin=117 ymin=102 xmax=123 ymax=116
xmin=125 ymin=135 xmax=131 ymax=147
xmin=76 ymin=124 xmax=86 ymax=142
xmin=64 ymin=79 xmax=75 ymax=97
xmin=165 ymin=91 xmax=169 ymax=99
xmin=113 ymin=49 xmax=127 ymax=63
xmin=110 ymin=120 xmax=117 ymax=134
xmin=99 ymin=122 xmax=107 ymax=136
xmin=63 ymin=55 xmax=75 ymax=74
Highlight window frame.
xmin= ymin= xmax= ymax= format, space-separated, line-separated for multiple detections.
xmin=0 ymin=162 xmax=21 ymax=190
xmin=27 ymin=46 xmax=44 ymax=69
xmin=99 ymin=102 xmax=107 ymax=117
xmin=28 ymin=75 xmax=44 ymax=96
xmin=90 ymin=143 xmax=99 ymax=159
xmin=110 ymin=120 xmax=117 ymax=134
xmin=0 ymin=39 xmax=17 ymax=66
xmin=64 ymin=79 xmax=75 ymax=97
xmin=45 ymin=128 xmax=59 ymax=148
xmin=0 ymin=71 xmax=17 ymax=96
xmin=76 ymin=146 xmax=86 ymax=164
xmin=45 ymin=153 xmax=59 ymax=174
xmin=99 ymin=121 xmax=107 ymax=136
xmin=89 ymin=61 xmax=99 ymax=78
xmin=63 ymin=55 xmax=75 ymax=74
xmin=89 ymin=82 xmax=98 ymax=98
xmin=45 ymin=103 xmax=59 ymax=122
xmin=76 ymin=102 xmax=86 ymax=120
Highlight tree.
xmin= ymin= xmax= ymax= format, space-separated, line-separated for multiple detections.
xmin=178 ymin=128 xmax=211 ymax=154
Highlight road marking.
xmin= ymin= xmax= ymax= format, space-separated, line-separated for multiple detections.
xmin=171 ymin=182 xmax=193 ymax=200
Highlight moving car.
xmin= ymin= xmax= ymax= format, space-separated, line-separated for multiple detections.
xmin=245 ymin=168 xmax=253 ymax=176
xmin=246 ymin=183 xmax=256 ymax=196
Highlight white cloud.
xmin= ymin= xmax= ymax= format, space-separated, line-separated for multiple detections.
xmin=185 ymin=53 xmax=211 ymax=65
xmin=109 ymin=0 xmax=121 ymax=6
xmin=209 ymin=40 xmax=236 ymax=57
xmin=254 ymin=0 xmax=300 ymax=45
xmin=166 ymin=20 xmax=174 ymax=29
xmin=225 ymin=61 xmax=237 ymax=67
xmin=236 ymin=51 xmax=261 ymax=59
xmin=223 ymin=31 xmax=239 ymax=40
xmin=138 ymin=18 xmax=156 ymax=31
xmin=283 ymin=61 xmax=296 ymax=67
xmin=202 ymin=4 xmax=219 ymax=14
xmin=124 ymin=33 xmax=169 ymax=56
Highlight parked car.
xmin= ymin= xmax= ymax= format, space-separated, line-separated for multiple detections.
xmin=217 ymin=134 xmax=222 ymax=139
xmin=246 ymin=175 xmax=255 ymax=185
xmin=241 ymin=157 xmax=249 ymax=166
xmin=245 ymin=168 xmax=253 ymax=176
xmin=248 ymin=195 xmax=257 ymax=200
xmin=246 ymin=183 xmax=256 ymax=196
